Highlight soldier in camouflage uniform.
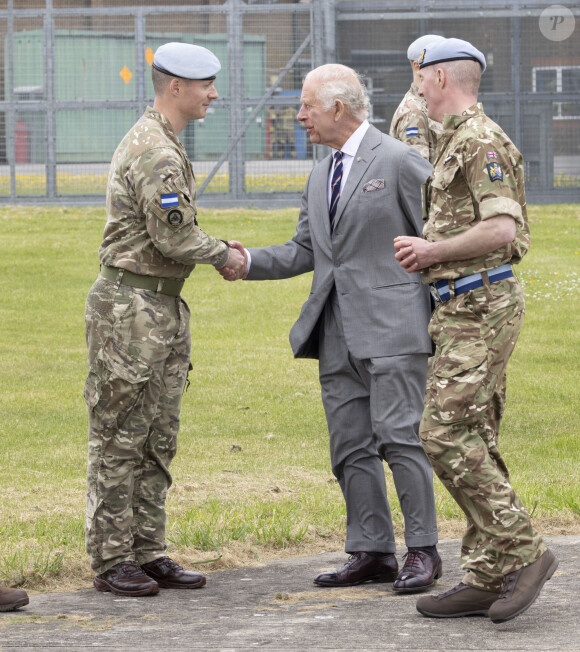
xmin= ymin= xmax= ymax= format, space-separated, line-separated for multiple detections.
xmin=389 ymin=34 xmax=445 ymax=163
xmin=84 ymin=42 xmax=246 ymax=597
xmin=394 ymin=38 xmax=558 ymax=623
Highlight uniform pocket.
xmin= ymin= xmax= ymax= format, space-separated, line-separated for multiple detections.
xmin=430 ymin=339 xmax=488 ymax=423
xmin=83 ymin=338 xmax=152 ymax=429
xmin=431 ymin=159 xmax=461 ymax=192
xmin=429 ymin=159 xmax=475 ymax=234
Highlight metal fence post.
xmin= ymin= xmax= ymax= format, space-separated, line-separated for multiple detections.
xmin=7 ymin=0 xmax=15 ymax=199
xmin=44 ymin=0 xmax=57 ymax=198
xmin=510 ymin=1 xmax=522 ymax=151
xmin=135 ymin=9 xmax=147 ymax=119
xmin=322 ymin=0 xmax=337 ymax=64
xmin=227 ymin=0 xmax=245 ymax=200
xmin=311 ymin=0 xmax=327 ymax=165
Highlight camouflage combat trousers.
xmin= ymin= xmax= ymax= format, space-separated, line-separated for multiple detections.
xmin=84 ymin=277 xmax=191 ymax=574
xmin=419 ymin=276 xmax=546 ymax=592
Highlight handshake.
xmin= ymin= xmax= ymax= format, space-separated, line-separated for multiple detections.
xmin=216 ymin=241 xmax=248 ymax=281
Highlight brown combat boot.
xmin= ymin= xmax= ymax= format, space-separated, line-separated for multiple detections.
xmin=0 ymin=586 xmax=29 ymax=612
xmin=416 ymin=583 xmax=499 ymax=618
xmin=141 ymin=557 xmax=206 ymax=589
xmin=488 ymin=548 xmax=559 ymax=624
xmin=94 ymin=561 xmax=159 ymax=597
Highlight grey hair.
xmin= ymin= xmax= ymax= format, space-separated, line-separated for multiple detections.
xmin=306 ymin=64 xmax=370 ymax=121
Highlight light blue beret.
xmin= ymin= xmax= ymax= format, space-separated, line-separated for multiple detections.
xmin=418 ymin=38 xmax=486 ymax=72
xmin=153 ymin=42 xmax=221 ymax=80
xmin=407 ymin=34 xmax=445 ymax=62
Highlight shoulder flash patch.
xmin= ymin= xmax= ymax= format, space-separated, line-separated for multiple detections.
xmin=487 ymin=162 xmax=503 ymax=182
xmin=161 ymin=193 xmax=179 ymax=208
xmin=406 ymin=127 xmax=419 ymax=137
xmin=487 ymin=151 xmax=498 ymax=159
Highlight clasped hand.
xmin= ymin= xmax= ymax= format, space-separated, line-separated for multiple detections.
xmin=393 ymin=235 xmax=434 ymax=273
xmin=217 ymin=241 xmax=247 ymax=281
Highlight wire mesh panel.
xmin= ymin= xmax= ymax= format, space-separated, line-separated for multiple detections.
xmin=0 ymin=0 xmax=578 ymax=205
xmin=335 ymin=1 xmax=580 ymax=204
xmin=2 ymin=15 xmax=47 ymax=197
xmin=240 ymin=8 xmax=314 ymax=194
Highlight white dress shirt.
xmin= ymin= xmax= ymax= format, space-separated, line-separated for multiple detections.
xmin=327 ymin=119 xmax=370 ymax=207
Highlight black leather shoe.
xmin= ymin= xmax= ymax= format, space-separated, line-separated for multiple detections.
xmin=94 ymin=561 xmax=159 ymax=597
xmin=393 ymin=549 xmax=442 ymax=593
xmin=314 ymin=552 xmax=398 ymax=587
xmin=141 ymin=556 xmax=206 ymax=589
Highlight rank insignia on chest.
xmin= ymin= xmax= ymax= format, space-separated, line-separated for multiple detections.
xmin=486 ymin=162 xmax=503 ymax=182
xmin=406 ymin=127 xmax=419 ymax=137
xmin=161 ymin=193 xmax=179 ymax=208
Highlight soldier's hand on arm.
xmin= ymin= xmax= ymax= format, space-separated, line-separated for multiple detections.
xmin=394 ymin=235 xmax=435 ymax=272
xmin=394 ymin=215 xmax=516 ymax=273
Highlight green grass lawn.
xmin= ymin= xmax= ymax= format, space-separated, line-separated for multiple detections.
xmin=0 ymin=203 xmax=578 ymax=591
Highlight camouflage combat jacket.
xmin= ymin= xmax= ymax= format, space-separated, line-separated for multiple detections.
xmin=389 ymin=84 xmax=442 ymax=163
xmin=421 ymin=103 xmax=530 ymax=284
xmin=99 ymin=107 xmax=228 ymax=279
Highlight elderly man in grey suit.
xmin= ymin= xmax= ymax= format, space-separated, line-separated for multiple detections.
xmin=225 ymin=63 xmax=441 ymax=592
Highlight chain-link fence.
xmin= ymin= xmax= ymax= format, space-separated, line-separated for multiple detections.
xmin=1 ymin=0 xmax=579 ymax=206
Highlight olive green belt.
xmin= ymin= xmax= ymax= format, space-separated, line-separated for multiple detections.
xmin=100 ymin=265 xmax=185 ymax=297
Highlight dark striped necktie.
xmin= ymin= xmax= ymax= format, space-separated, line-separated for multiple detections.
xmin=329 ymin=150 xmax=343 ymax=231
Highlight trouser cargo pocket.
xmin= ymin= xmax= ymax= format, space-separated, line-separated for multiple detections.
xmin=84 ymin=338 xmax=152 ymax=431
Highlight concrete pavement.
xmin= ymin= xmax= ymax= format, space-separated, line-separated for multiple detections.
xmin=0 ymin=535 xmax=578 ymax=651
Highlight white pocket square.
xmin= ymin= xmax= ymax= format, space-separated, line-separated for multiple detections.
xmin=362 ymin=179 xmax=385 ymax=193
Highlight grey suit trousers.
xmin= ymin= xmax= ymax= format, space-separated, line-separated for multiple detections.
xmin=319 ymin=291 xmax=438 ymax=553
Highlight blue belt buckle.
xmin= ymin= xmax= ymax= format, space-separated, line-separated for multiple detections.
xmin=434 ymin=279 xmax=451 ymax=301
xmin=429 ymin=284 xmax=442 ymax=304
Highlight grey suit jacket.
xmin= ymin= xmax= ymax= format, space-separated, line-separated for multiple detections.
xmin=247 ymin=125 xmax=433 ymax=360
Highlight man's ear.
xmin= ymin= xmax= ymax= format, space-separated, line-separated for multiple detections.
xmin=436 ymin=67 xmax=446 ymax=89
xmin=334 ymin=99 xmax=345 ymax=122
xmin=169 ymin=77 xmax=181 ymax=96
